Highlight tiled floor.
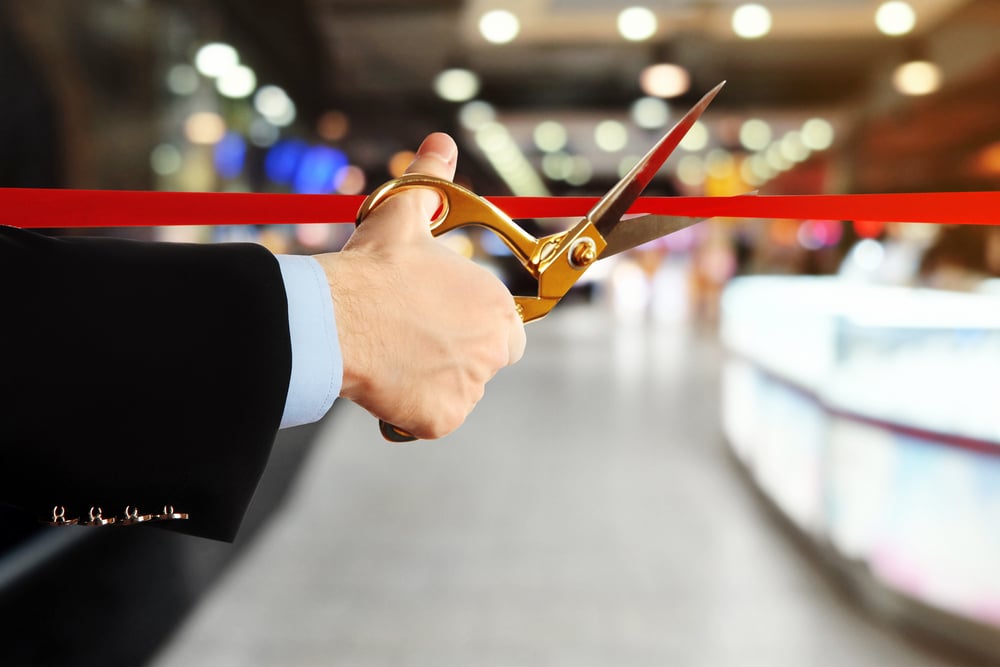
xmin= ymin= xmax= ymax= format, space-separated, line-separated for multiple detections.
xmin=152 ymin=306 xmax=958 ymax=667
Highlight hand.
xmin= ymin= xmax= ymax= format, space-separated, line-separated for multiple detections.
xmin=314 ymin=133 xmax=526 ymax=439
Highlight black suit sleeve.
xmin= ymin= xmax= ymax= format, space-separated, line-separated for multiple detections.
xmin=0 ymin=225 xmax=293 ymax=541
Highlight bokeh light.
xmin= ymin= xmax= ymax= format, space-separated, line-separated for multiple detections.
xmin=565 ymin=156 xmax=593 ymax=186
xmin=479 ymin=10 xmax=520 ymax=44
xmin=254 ymin=85 xmax=296 ymax=126
xmin=216 ymin=64 xmax=256 ymax=99
xmin=679 ymin=120 xmax=709 ymax=151
xmin=249 ymin=117 xmax=280 ymax=147
xmin=732 ymin=4 xmax=772 ymax=39
xmin=893 ymin=60 xmax=942 ymax=95
xmin=434 ymin=68 xmax=480 ymax=102
xmin=631 ymin=97 xmax=669 ymax=129
xmin=317 ymin=111 xmax=350 ymax=141
xmin=639 ymin=63 xmax=690 ymax=98
xmin=542 ymin=152 xmax=573 ymax=180
xmin=595 ymin=120 xmax=628 ymax=152
xmin=166 ymin=64 xmax=199 ymax=95
xmin=739 ymin=118 xmax=772 ymax=151
xmin=801 ymin=117 xmax=835 ymax=150
xmin=676 ymin=154 xmax=706 ymax=187
xmin=213 ymin=131 xmax=247 ymax=179
xmin=459 ymin=101 xmax=496 ymax=130
xmin=389 ymin=150 xmax=416 ymax=178
xmin=184 ymin=111 xmax=226 ymax=145
xmin=194 ymin=42 xmax=238 ymax=78
xmin=534 ymin=121 xmax=568 ymax=153
xmin=875 ymin=1 xmax=916 ymax=36
xmin=779 ymin=131 xmax=810 ymax=162
xmin=336 ymin=165 xmax=366 ymax=195
xmin=618 ymin=155 xmax=640 ymax=178
xmin=766 ymin=143 xmax=792 ymax=171
xmin=293 ymin=146 xmax=349 ymax=194
xmin=150 ymin=143 xmax=182 ymax=176
xmin=705 ymin=149 xmax=735 ymax=179
xmin=265 ymin=139 xmax=309 ymax=184
xmin=617 ymin=7 xmax=657 ymax=42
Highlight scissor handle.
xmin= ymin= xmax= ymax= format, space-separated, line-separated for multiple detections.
xmin=357 ymin=174 xmax=541 ymax=265
xmin=356 ymin=174 xmax=605 ymax=443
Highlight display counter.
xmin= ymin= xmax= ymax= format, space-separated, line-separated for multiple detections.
xmin=720 ymin=276 xmax=1000 ymax=656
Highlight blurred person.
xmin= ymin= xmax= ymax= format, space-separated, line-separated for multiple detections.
xmin=691 ymin=224 xmax=737 ymax=326
xmin=0 ymin=133 xmax=526 ymax=541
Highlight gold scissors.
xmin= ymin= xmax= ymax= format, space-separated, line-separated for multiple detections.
xmin=357 ymin=81 xmax=725 ymax=441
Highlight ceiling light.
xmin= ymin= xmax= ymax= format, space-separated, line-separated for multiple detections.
xmin=434 ymin=68 xmax=480 ymax=102
xmin=534 ymin=121 xmax=568 ymax=153
xmin=893 ymin=60 xmax=941 ymax=96
xmin=458 ymin=101 xmax=496 ymax=130
xmin=801 ymin=118 xmax=834 ymax=151
xmin=749 ymin=154 xmax=775 ymax=181
xmin=479 ymin=9 xmax=520 ymax=44
xmin=705 ymin=149 xmax=735 ymax=179
xmin=875 ymin=1 xmax=916 ymax=36
xmin=739 ymin=118 xmax=771 ymax=151
xmin=779 ymin=131 xmax=810 ymax=162
xmin=476 ymin=121 xmax=549 ymax=195
xmin=542 ymin=152 xmax=573 ymax=180
xmin=595 ymin=120 xmax=628 ymax=152
xmin=194 ymin=42 xmax=239 ymax=78
xmin=679 ymin=121 xmax=709 ymax=152
xmin=676 ymin=155 xmax=705 ymax=187
xmin=732 ymin=4 xmax=772 ymax=39
xmin=565 ymin=156 xmax=592 ymax=186
xmin=740 ymin=157 xmax=764 ymax=187
xmin=639 ymin=63 xmax=690 ymax=98
xmin=617 ymin=7 xmax=657 ymax=42
xmin=765 ymin=143 xmax=791 ymax=171
xmin=631 ymin=97 xmax=669 ymax=129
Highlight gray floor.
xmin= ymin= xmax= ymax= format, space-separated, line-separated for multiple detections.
xmin=152 ymin=306 xmax=958 ymax=667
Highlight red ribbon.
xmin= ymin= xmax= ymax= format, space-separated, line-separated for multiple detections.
xmin=3 ymin=187 xmax=1000 ymax=228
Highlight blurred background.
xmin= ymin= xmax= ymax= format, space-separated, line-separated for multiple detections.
xmin=2 ymin=0 xmax=1000 ymax=665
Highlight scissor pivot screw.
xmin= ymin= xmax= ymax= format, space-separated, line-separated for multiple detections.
xmin=569 ymin=238 xmax=598 ymax=269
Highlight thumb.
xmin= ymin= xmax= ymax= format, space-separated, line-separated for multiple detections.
xmin=407 ymin=133 xmax=458 ymax=185
xmin=353 ymin=133 xmax=459 ymax=244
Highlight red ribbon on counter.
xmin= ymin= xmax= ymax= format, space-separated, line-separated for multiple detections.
xmin=3 ymin=187 xmax=1000 ymax=228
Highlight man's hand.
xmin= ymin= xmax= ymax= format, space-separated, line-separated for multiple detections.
xmin=315 ymin=133 xmax=526 ymax=439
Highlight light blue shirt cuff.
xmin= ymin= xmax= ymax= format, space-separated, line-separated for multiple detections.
xmin=275 ymin=255 xmax=342 ymax=429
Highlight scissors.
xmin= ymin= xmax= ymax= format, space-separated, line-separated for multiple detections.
xmin=357 ymin=81 xmax=725 ymax=441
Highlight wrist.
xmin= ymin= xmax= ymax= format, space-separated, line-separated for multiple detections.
xmin=317 ymin=252 xmax=374 ymax=404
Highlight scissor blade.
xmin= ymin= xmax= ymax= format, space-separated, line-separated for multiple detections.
xmin=600 ymin=215 xmax=705 ymax=258
xmin=589 ymin=81 xmax=725 ymax=238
